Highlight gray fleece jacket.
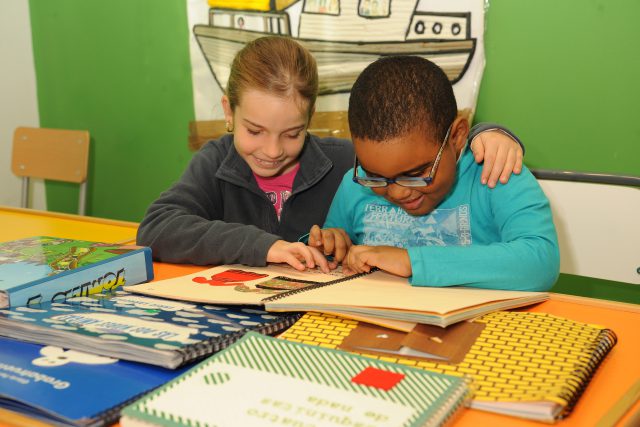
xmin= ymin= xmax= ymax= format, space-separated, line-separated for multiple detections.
xmin=137 ymin=133 xmax=354 ymax=266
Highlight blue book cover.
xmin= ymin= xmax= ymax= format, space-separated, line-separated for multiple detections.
xmin=0 ymin=336 xmax=186 ymax=427
xmin=0 ymin=236 xmax=154 ymax=308
xmin=0 ymin=290 xmax=301 ymax=369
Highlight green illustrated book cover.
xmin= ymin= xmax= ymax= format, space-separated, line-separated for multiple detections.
xmin=0 ymin=236 xmax=153 ymax=308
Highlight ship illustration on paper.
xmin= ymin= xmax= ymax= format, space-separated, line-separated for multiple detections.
xmin=194 ymin=0 xmax=477 ymax=95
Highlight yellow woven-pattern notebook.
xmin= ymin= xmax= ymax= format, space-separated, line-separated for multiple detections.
xmin=280 ymin=311 xmax=617 ymax=422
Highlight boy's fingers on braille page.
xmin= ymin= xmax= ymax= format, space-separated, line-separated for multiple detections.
xmin=339 ymin=228 xmax=353 ymax=246
xmin=333 ymin=243 xmax=347 ymax=263
xmin=308 ymin=225 xmax=322 ymax=246
xmin=321 ymin=231 xmax=335 ymax=255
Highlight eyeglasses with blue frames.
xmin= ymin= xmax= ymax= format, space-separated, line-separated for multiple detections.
xmin=352 ymin=125 xmax=452 ymax=188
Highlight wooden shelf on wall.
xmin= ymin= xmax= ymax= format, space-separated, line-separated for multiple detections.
xmin=188 ymin=109 xmax=473 ymax=151
xmin=188 ymin=111 xmax=350 ymax=151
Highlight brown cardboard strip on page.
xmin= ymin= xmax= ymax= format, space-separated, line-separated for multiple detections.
xmin=339 ymin=320 xmax=484 ymax=364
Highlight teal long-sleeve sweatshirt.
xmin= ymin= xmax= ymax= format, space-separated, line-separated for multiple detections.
xmin=323 ymin=147 xmax=560 ymax=291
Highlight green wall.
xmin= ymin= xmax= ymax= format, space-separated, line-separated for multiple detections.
xmin=29 ymin=0 xmax=195 ymax=220
xmin=475 ymin=0 xmax=640 ymax=175
xmin=474 ymin=0 xmax=640 ymax=303
xmin=28 ymin=1 xmax=639 ymax=303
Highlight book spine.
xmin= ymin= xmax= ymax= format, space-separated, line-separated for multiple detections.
xmin=6 ymin=249 xmax=153 ymax=308
xmin=96 ymin=384 xmax=167 ymax=427
xmin=556 ymin=328 xmax=618 ymax=419
xmin=174 ymin=313 xmax=302 ymax=366
xmin=261 ymin=269 xmax=377 ymax=303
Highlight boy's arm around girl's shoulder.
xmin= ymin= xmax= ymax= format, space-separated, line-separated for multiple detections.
xmin=409 ymin=166 xmax=560 ymax=291
xmin=136 ymin=137 xmax=280 ymax=267
xmin=469 ymin=122 xmax=524 ymax=154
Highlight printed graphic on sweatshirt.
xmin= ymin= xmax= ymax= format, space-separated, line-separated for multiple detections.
xmin=265 ymin=190 xmax=292 ymax=220
xmin=362 ymin=203 xmax=471 ymax=247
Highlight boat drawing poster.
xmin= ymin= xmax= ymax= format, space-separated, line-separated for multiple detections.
xmin=187 ymin=0 xmax=488 ymax=120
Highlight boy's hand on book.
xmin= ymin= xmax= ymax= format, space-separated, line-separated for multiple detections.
xmin=308 ymin=225 xmax=352 ymax=264
xmin=342 ymin=245 xmax=412 ymax=277
xmin=471 ymin=130 xmax=523 ymax=188
xmin=267 ymin=240 xmax=331 ymax=273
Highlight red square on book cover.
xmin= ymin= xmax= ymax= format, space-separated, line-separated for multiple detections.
xmin=351 ymin=367 xmax=405 ymax=391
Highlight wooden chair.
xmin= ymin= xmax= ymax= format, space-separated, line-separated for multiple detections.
xmin=532 ymin=169 xmax=640 ymax=285
xmin=11 ymin=127 xmax=90 ymax=215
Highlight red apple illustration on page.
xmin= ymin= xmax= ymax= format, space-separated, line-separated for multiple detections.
xmin=192 ymin=269 xmax=268 ymax=286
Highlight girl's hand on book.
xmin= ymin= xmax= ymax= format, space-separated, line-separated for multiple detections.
xmin=308 ymin=225 xmax=352 ymax=264
xmin=266 ymin=240 xmax=331 ymax=273
xmin=471 ymin=130 xmax=523 ymax=188
xmin=342 ymin=245 xmax=412 ymax=277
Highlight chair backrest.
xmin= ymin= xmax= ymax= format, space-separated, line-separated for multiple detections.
xmin=533 ymin=169 xmax=640 ymax=285
xmin=11 ymin=127 xmax=90 ymax=215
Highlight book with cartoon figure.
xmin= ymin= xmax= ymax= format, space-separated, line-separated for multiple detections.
xmin=0 ymin=336 xmax=187 ymax=427
xmin=0 ymin=236 xmax=154 ymax=308
xmin=280 ymin=311 xmax=617 ymax=423
xmin=124 ymin=263 xmax=548 ymax=327
xmin=0 ymin=291 xmax=301 ymax=369
xmin=120 ymin=332 xmax=470 ymax=427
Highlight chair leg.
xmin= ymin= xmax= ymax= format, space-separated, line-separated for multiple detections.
xmin=20 ymin=177 xmax=29 ymax=209
xmin=78 ymin=181 xmax=87 ymax=216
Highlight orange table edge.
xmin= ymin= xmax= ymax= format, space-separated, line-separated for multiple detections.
xmin=1 ymin=207 xmax=638 ymax=427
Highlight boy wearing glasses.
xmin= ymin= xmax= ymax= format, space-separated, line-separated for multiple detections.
xmin=309 ymin=56 xmax=559 ymax=291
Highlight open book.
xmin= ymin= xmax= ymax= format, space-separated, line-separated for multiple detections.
xmin=124 ymin=264 xmax=548 ymax=327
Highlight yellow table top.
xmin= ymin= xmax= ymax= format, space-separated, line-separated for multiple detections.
xmin=0 ymin=206 xmax=138 ymax=244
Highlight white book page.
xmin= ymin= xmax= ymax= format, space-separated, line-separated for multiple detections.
xmin=125 ymin=264 xmax=341 ymax=305
xmin=269 ymin=269 xmax=546 ymax=315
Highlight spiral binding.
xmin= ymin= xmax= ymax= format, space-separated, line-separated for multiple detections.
xmin=261 ymin=268 xmax=378 ymax=303
xmin=99 ymin=386 xmax=168 ymax=426
xmin=174 ymin=312 xmax=302 ymax=365
xmin=558 ymin=328 xmax=618 ymax=419
xmin=426 ymin=376 xmax=472 ymax=427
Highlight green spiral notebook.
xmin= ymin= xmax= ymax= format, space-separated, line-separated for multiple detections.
xmin=121 ymin=332 xmax=470 ymax=427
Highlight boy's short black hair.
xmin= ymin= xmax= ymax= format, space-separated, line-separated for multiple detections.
xmin=348 ymin=56 xmax=457 ymax=143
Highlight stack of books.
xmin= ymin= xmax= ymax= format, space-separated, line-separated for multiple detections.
xmin=0 ymin=237 xmax=300 ymax=426
xmin=0 ymin=239 xmax=618 ymax=426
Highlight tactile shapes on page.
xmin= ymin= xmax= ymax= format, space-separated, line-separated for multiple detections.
xmin=192 ymin=269 xmax=268 ymax=286
xmin=340 ymin=321 xmax=485 ymax=364
xmin=351 ymin=367 xmax=405 ymax=391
